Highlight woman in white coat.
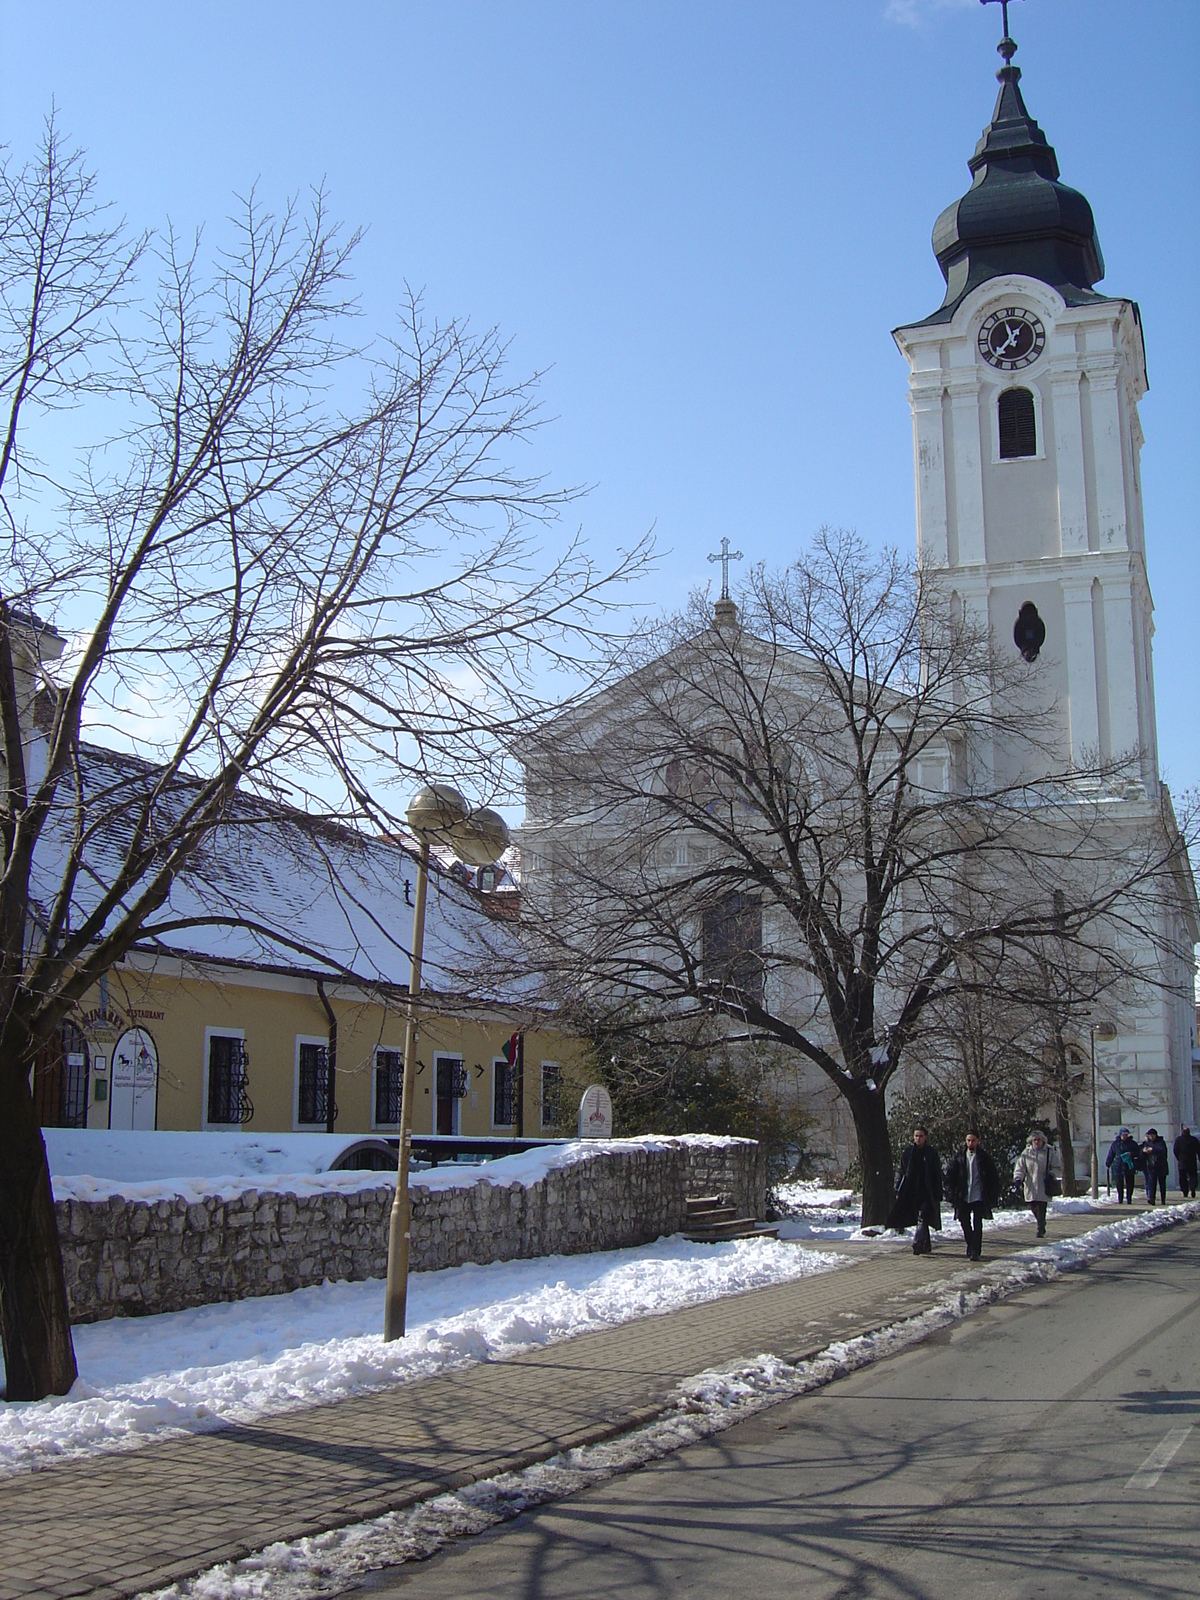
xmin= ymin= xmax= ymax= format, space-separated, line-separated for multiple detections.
xmin=1013 ymin=1131 xmax=1062 ymax=1238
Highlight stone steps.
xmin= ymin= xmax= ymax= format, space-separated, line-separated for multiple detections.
xmin=683 ymin=1193 xmax=779 ymax=1244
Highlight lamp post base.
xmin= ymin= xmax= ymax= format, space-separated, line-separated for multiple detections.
xmin=383 ymin=1188 xmax=410 ymax=1341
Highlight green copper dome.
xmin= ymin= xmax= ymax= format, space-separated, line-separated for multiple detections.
xmin=918 ymin=60 xmax=1106 ymax=325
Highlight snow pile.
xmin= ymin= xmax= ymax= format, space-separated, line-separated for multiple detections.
xmin=774 ymin=1179 xmax=857 ymax=1212
xmin=47 ymin=1128 xmax=746 ymax=1205
xmin=45 ymin=1130 xmax=378 ymax=1203
xmin=139 ymin=1200 xmax=1200 ymax=1600
xmin=0 ymin=1232 xmax=838 ymax=1475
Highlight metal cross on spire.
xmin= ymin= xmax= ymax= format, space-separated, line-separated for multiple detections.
xmin=708 ymin=537 xmax=743 ymax=602
xmin=981 ymin=0 xmax=1024 ymax=65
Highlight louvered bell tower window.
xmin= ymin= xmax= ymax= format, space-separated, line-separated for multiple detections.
xmin=998 ymin=387 xmax=1037 ymax=459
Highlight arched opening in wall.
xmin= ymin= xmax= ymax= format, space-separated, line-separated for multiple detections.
xmin=998 ymin=387 xmax=1037 ymax=459
xmin=33 ymin=1021 xmax=90 ymax=1128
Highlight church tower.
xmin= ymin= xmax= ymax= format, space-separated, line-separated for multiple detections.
xmin=893 ymin=18 xmax=1198 ymax=1153
xmin=893 ymin=22 xmax=1158 ymax=792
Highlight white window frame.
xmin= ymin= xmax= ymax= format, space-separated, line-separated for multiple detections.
xmin=540 ymin=1060 xmax=561 ymax=1130
xmin=293 ymin=1033 xmax=330 ymax=1131
xmin=371 ymin=1045 xmax=404 ymax=1131
xmin=492 ymin=1055 xmax=515 ymax=1130
xmin=990 ymin=381 xmax=1046 ymax=464
xmin=201 ymin=1026 xmax=246 ymax=1131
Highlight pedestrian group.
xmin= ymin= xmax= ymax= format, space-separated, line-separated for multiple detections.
xmin=887 ymin=1120 xmax=1196 ymax=1258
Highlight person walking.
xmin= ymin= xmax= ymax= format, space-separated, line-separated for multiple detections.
xmin=1173 ymin=1126 xmax=1199 ymax=1200
xmin=1140 ymin=1128 xmax=1169 ymax=1205
xmin=1106 ymin=1128 xmax=1138 ymax=1204
xmin=1013 ymin=1131 xmax=1062 ymax=1238
xmin=944 ymin=1130 xmax=1001 ymax=1260
xmin=887 ymin=1126 xmax=943 ymax=1254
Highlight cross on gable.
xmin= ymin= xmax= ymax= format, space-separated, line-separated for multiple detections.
xmin=707 ymin=537 xmax=744 ymax=602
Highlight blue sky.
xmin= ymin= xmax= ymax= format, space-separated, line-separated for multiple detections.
xmin=2 ymin=0 xmax=1196 ymax=793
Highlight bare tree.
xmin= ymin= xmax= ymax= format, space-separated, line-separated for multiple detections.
xmin=519 ymin=530 xmax=1196 ymax=1227
xmin=0 ymin=119 xmax=647 ymax=1399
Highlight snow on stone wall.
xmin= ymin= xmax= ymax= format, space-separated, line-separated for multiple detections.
xmin=55 ymin=1137 xmax=767 ymax=1323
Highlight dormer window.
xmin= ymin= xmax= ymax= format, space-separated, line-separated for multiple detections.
xmin=998 ymin=387 xmax=1037 ymax=459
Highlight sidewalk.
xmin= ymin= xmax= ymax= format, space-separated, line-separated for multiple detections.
xmin=0 ymin=1208 xmax=1179 ymax=1600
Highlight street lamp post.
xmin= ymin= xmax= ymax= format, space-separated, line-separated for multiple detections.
xmin=1089 ymin=1021 xmax=1119 ymax=1202
xmin=383 ymin=784 xmax=509 ymax=1341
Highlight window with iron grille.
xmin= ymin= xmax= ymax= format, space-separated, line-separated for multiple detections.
xmin=540 ymin=1061 xmax=561 ymax=1129
xmin=702 ymin=892 xmax=764 ymax=1008
xmin=34 ymin=1021 xmax=91 ymax=1128
xmin=297 ymin=1040 xmax=330 ymax=1126
xmin=493 ymin=1058 xmax=515 ymax=1127
xmin=998 ymin=387 xmax=1037 ymax=459
xmin=374 ymin=1049 xmax=403 ymax=1126
xmin=207 ymin=1033 xmax=251 ymax=1124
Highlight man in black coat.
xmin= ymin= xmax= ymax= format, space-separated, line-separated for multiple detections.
xmin=944 ymin=1130 xmax=1002 ymax=1260
xmin=887 ymin=1126 xmax=943 ymax=1254
xmin=1141 ymin=1128 xmax=1169 ymax=1205
xmin=1173 ymin=1126 xmax=1199 ymax=1200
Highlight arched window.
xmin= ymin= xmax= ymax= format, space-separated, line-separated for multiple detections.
xmin=998 ymin=387 xmax=1037 ymax=459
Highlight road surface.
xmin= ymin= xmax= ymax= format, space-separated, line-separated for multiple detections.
xmin=370 ymin=1220 xmax=1199 ymax=1599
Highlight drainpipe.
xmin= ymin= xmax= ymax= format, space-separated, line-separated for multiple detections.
xmin=515 ymin=1030 xmax=525 ymax=1139
xmin=316 ymin=979 xmax=337 ymax=1134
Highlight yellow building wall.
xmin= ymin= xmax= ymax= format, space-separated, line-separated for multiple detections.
xmin=74 ymin=957 xmax=588 ymax=1138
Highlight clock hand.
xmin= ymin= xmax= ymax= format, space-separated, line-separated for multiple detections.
xmin=997 ymin=324 xmax=1019 ymax=352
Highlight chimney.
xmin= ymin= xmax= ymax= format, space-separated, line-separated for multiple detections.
xmin=1 ymin=607 xmax=66 ymax=780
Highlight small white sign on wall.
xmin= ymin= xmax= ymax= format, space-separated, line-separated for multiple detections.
xmin=578 ymin=1084 xmax=613 ymax=1140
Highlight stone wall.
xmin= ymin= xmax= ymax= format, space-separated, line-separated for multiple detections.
xmin=56 ymin=1138 xmax=766 ymax=1324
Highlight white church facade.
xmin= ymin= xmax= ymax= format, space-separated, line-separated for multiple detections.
xmin=519 ymin=26 xmax=1198 ymax=1175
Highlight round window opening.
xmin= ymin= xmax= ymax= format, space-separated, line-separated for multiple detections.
xmin=1013 ymin=601 xmax=1046 ymax=663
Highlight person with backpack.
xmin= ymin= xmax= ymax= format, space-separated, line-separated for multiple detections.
xmin=887 ymin=1125 xmax=943 ymax=1254
xmin=1173 ymin=1126 xmax=1199 ymax=1200
xmin=1013 ymin=1130 xmax=1062 ymax=1238
xmin=1106 ymin=1128 xmax=1138 ymax=1205
xmin=944 ymin=1130 xmax=1002 ymax=1260
xmin=1140 ymin=1128 xmax=1169 ymax=1205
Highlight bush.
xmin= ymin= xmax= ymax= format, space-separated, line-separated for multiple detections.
xmin=579 ymin=1010 xmax=815 ymax=1185
xmin=888 ymin=1069 xmax=1051 ymax=1199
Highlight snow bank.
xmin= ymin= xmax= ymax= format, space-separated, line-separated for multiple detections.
xmin=774 ymin=1179 xmax=857 ymax=1212
xmin=140 ymin=1200 xmax=1200 ymax=1600
xmin=0 ymin=1232 xmax=837 ymax=1476
xmin=47 ymin=1128 xmax=746 ymax=1204
xmin=45 ymin=1129 xmax=372 ymax=1199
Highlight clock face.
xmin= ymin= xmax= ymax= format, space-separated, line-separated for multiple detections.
xmin=978 ymin=307 xmax=1046 ymax=371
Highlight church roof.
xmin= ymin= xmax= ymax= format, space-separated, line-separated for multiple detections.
xmin=914 ymin=41 xmax=1108 ymax=325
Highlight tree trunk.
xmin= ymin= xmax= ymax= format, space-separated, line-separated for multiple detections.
xmin=0 ymin=1068 xmax=78 ymax=1400
xmin=851 ymin=1088 xmax=894 ymax=1227
xmin=1055 ymin=1095 xmax=1080 ymax=1198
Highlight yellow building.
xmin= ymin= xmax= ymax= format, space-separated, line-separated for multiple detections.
xmin=32 ymin=748 xmax=585 ymax=1144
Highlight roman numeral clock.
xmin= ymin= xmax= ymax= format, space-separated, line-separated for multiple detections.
xmin=977 ymin=306 xmax=1046 ymax=371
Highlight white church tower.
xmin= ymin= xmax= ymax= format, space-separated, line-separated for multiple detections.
xmin=893 ymin=21 xmax=1198 ymax=1151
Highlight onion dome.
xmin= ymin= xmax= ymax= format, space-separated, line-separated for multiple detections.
xmin=917 ymin=32 xmax=1106 ymax=325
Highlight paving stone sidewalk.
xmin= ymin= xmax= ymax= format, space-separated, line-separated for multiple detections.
xmin=0 ymin=1209 xmax=1170 ymax=1600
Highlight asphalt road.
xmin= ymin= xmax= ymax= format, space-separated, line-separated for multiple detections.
xmin=368 ymin=1220 xmax=1200 ymax=1600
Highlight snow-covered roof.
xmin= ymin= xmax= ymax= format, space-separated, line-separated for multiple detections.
xmin=31 ymin=745 xmax=526 ymax=1001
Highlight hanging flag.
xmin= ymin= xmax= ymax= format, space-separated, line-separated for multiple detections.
xmin=503 ymin=1030 xmax=522 ymax=1066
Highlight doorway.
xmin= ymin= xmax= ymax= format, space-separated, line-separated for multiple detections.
xmin=109 ymin=1027 xmax=159 ymax=1131
xmin=32 ymin=1021 xmax=90 ymax=1128
xmin=435 ymin=1055 xmax=462 ymax=1136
